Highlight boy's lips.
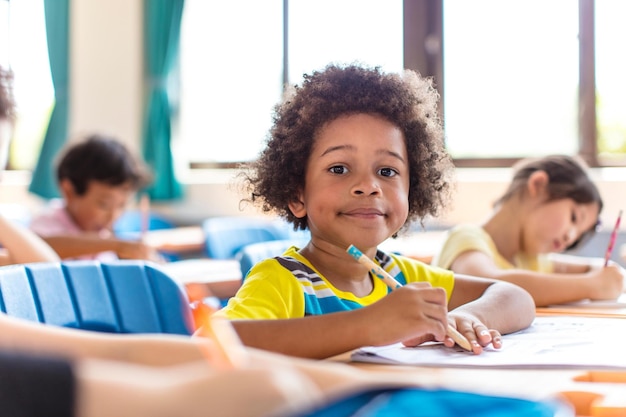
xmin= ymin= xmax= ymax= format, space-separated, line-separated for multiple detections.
xmin=342 ymin=208 xmax=384 ymax=217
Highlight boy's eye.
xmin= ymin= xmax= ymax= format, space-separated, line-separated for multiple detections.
xmin=378 ymin=167 xmax=397 ymax=177
xmin=571 ymin=211 xmax=578 ymax=223
xmin=329 ymin=165 xmax=348 ymax=175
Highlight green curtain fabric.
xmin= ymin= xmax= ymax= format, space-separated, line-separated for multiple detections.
xmin=29 ymin=0 xmax=70 ymax=199
xmin=142 ymin=0 xmax=184 ymax=200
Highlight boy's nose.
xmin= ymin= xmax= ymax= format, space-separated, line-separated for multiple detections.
xmin=351 ymin=175 xmax=381 ymax=196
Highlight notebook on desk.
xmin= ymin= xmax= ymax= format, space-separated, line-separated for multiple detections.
xmin=351 ymin=315 xmax=626 ymax=369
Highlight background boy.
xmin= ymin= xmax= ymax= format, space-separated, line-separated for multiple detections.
xmin=30 ymin=134 xmax=161 ymax=261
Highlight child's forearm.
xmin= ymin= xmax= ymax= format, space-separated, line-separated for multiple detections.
xmin=38 ymin=235 xmax=121 ymax=259
xmin=451 ymin=280 xmax=535 ymax=335
xmin=229 ymin=311 xmax=373 ymax=359
xmin=75 ymin=357 xmax=326 ymax=417
xmin=0 ymin=214 xmax=60 ymax=263
xmin=486 ymin=268 xmax=620 ymax=307
xmin=547 ymin=253 xmax=595 ymax=273
xmin=0 ymin=314 xmax=207 ymax=367
xmin=37 ymin=235 xmax=156 ymax=261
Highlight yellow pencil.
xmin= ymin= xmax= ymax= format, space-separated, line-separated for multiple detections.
xmin=346 ymin=244 xmax=472 ymax=352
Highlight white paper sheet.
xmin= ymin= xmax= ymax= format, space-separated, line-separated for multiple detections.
xmin=352 ymin=316 xmax=626 ymax=369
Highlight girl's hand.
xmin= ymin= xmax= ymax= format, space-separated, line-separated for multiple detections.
xmin=588 ymin=263 xmax=625 ymax=300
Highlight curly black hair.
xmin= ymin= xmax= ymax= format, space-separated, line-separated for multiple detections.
xmin=240 ymin=63 xmax=454 ymax=232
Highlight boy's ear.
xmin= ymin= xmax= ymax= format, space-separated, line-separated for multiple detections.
xmin=527 ymin=170 xmax=549 ymax=198
xmin=59 ymin=178 xmax=77 ymax=200
xmin=288 ymin=191 xmax=307 ymax=218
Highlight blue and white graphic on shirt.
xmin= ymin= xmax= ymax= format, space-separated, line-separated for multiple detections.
xmin=275 ymin=250 xmax=407 ymax=316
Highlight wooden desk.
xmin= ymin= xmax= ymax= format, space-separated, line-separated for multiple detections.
xmin=142 ymin=226 xmax=206 ymax=254
xmin=159 ymin=259 xmax=242 ymax=300
xmin=330 ymin=350 xmax=626 ymax=417
xmin=331 ymin=307 xmax=626 ymax=417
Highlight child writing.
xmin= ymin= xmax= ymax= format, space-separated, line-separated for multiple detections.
xmin=29 ymin=134 xmax=162 ymax=262
xmin=432 ymin=154 xmax=625 ymax=307
xmin=0 ymin=64 xmax=340 ymax=417
xmin=0 ymin=64 xmax=554 ymax=417
xmin=214 ymin=64 xmax=535 ymax=359
xmin=0 ymin=66 xmax=60 ymax=265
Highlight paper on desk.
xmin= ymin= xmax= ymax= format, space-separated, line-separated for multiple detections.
xmin=352 ymin=316 xmax=626 ymax=369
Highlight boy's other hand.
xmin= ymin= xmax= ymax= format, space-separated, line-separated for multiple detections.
xmin=116 ymin=240 xmax=166 ymax=263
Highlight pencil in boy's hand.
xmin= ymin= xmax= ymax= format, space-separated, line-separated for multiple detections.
xmin=347 ymin=244 xmax=402 ymax=289
xmin=604 ymin=209 xmax=623 ymax=267
xmin=445 ymin=325 xmax=472 ymax=351
xmin=346 ymin=244 xmax=472 ymax=352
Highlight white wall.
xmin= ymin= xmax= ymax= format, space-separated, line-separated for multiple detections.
xmin=441 ymin=168 xmax=626 ymax=229
xmin=69 ymin=0 xmax=143 ymax=154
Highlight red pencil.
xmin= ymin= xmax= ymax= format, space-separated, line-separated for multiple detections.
xmin=603 ymin=210 xmax=623 ymax=267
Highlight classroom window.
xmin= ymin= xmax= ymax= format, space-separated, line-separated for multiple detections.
xmin=177 ymin=0 xmax=402 ymax=168
xmin=0 ymin=0 xmax=53 ymax=170
xmin=287 ymin=0 xmax=403 ymax=84
xmin=595 ymin=0 xmax=626 ymax=164
xmin=177 ymin=0 xmax=283 ymax=165
xmin=442 ymin=0 xmax=579 ymax=160
xmin=177 ymin=0 xmax=620 ymax=168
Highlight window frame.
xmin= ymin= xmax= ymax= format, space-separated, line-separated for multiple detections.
xmin=405 ymin=0 xmax=601 ymax=168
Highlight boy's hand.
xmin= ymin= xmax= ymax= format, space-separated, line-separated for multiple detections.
xmin=440 ymin=313 xmax=502 ymax=354
xmin=116 ymin=240 xmax=165 ymax=263
xmin=362 ymin=282 xmax=449 ymax=347
xmin=399 ymin=311 xmax=502 ymax=355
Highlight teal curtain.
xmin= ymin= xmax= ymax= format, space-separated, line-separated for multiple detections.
xmin=142 ymin=0 xmax=184 ymax=200
xmin=29 ymin=0 xmax=70 ymax=199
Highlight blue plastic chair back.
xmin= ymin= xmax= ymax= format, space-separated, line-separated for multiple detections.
xmin=113 ymin=210 xmax=176 ymax=234
xmin=0 ymin=260 xmax=194 ymax=335
xmin=113 ymin=211 xmax=180 ymax=262
xmin=202 ymin=216 xmax=297 ymax=259
xmin=236 ymin=239 xmax=309 ymax=279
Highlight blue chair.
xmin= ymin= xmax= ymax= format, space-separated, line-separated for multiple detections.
xmin=236 ymin=238 xmax=309 ymax=279
xmin=202 ymin=216 xmax=308 ymax=259
xmin=0 ymin=260 xmax=194 ymax=335
xmin=113 ymin=210 xmax=176 ymax=235
xmin=113 ymin=210 xmax=180 ymax=261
